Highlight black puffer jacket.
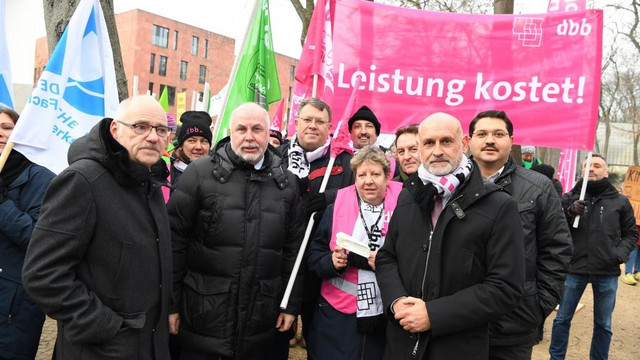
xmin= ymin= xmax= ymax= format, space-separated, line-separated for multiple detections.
xmin=488 ymin=156 xmax=573 ymax=346
xmin=168 ymin=138 xmax=305 ymax=359
xmin=376 ymin=163 xmax=525 ymax=360
xmin=562 ymin=179 xmax=637 ymax=276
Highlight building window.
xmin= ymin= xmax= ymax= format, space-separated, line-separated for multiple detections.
xmin=160 ymin=85 xmax=176 ymax=106
xmin=151 ymin=25 xmax=169 ymax=48
xmin=191 ymin=36 xmax=199 ymax=56
xmin=159 ymin=56 xmax=167 ymax=76
xmin=204 ymin=39 xmax=209 ymax=59
xmin=173 ymin=30 xmax=179 ymax=50
xmin=199 ymin=65 xmax=206 ymax=84
xmin=180 ymin=61 xmax=188 ymax=80
xmin=148 ymin=82 xmax=154 ymax=95
xmin=290 ymin=65 xmax=296 ymax=81
xmin=149 ymin=53 xmax=156 ymax=74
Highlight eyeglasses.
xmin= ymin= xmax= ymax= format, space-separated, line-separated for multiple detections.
xmin=471 ymin=130 xmax=510 ymax=139
xmin=396 ymin=146 xmax=419 ymax=157
xmin=117 ymin=120 xmax=170 ymax=138
xmin=297 ymin=117 xmax=329 ymax=126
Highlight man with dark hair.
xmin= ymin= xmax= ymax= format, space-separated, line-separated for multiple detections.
xmin=468 ymin=109 xmax=572 ymax=360
xmin=392 ymin=124 xmax=420 ymax=182
xmin=549 ymin=154 xmax=637 ymax=360
xmin=376 ymin=112 xmax=525 ymax=359
xmin=23 ymin=95 xmax=173 ymax=360
xmin=348 ymin=105 xmax=381 ymax=152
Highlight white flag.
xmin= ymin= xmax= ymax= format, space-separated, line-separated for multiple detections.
xmin=9 ymin=0 xmax=118 ymax=174
xmin=0 ymin=0 xmax=14 ymax=109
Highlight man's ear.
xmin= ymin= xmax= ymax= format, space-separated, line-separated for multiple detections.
xmin=110 ymin=120 xmax=119 ymax=140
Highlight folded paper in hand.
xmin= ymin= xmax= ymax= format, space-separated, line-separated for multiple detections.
xmin=336 ymin=232 xmax=371 ymax=258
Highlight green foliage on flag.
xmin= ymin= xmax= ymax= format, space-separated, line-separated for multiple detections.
xmin=159 ymin=86 xmax=169 ymax=112
xmin=215 ymin=0 xmax=281 ymax=142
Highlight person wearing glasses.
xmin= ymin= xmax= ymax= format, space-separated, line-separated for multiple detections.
xmin=467 ymin=110 xmax=572 ymax=360
xmin=272 ymin=97 xmax=355 ymax=359
xmin=391 ymin=124 xmax=420 ymax=182
xmin=23 ymin=95 xmax=173 ymax=360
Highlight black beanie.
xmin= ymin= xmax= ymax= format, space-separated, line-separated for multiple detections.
xmin=531 ymin=164 xmax=555 ymax=180
xmin=178 ymin=111 xmax=212 ymax=147
xmin=348 ymin=105 xmax=380 ymax=135
xmin=269 ymin=129 xmax=283 ymax=145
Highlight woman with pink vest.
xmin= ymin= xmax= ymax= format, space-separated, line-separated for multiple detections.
xmin=307 ymin=146 xmax=403 ymax=360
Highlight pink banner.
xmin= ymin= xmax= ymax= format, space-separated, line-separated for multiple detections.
xmin=548 ymin=0 xmax=587 ymax=12
xmin=558 ymin=148 xmax=578 ymax=193
xmin=325 ymin=0 xmax=602 ymax=150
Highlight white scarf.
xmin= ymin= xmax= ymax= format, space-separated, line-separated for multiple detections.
xmin=287 ymin=135 xmax=331 ymax=178
xmin=351 ymin=201 xmax=390 ymax=319
xmin=417 ymin=154 xmax=472 ymax=205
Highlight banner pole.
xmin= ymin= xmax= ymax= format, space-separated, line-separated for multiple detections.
xmin=0 ymin=142 xmax=14 ymax=174
xmin=573 ymin=151 xmax=592 ymax=228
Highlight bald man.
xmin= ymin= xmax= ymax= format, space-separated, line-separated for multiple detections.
xmin=24 ymin=95 xmax=174 ymax=359
xmin=376 ymin=112 xmax=525 ymax=360
xmin=167 ymin=102 xmax=305 ymax=360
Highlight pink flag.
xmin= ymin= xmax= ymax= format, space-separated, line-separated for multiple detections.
xmin=558 ymin=148 xmax=578 ymax=193
xmin=330 ymin=79 xmax=360 ymax=158
xmin=329 ymin=0 xmax=602 ymax=150
xmin=270 ymin=98 xmax=285 ymax=131
xmin=286 ymin=81 xmax=307 ymax=136
xmin=295 ymin=0 xmax=335 ymax=98
xmin=548 ymin=0 xmax=587 ymax=12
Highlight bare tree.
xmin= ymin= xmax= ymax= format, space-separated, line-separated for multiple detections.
xmin=42 ymin=0 xmax=128 ymax=101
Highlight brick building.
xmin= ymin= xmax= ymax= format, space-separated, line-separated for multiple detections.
xmin=34 ymin=9 xmax=298 ymax=121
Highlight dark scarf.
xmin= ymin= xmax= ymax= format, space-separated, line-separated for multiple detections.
xmin=1 ymin=150 xmax=32 ymax=186
xmin=572 ymin=178 xmax=614 ymax=197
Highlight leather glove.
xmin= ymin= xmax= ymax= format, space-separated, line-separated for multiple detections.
xmin=567 ymin=200 xmax=586 ymax=216
xmin=307 ymin=192 xmax=327 ymax=217
xmin=0 ymin=178 xmax=7 ymax=204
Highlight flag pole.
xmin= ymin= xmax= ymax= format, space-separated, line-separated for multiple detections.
xmin=573 ymin=151 xmax=592 ymax=228
xmin=213 ymin=0 xmax=260 ymax=142
xmin=0 ymin=142 xmax=14 ymax=173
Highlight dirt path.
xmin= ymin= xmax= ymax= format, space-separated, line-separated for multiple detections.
xmin=37 ymin=274 xmax=640 ymax=360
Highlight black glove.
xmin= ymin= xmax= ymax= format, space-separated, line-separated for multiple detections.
xmin=0 ymin=178 xmax=7 ymax=204
xmin=297 ymin=176 xmax=310 ymax=196
xmin=567 ymin=200 xmax=586 ymax=216
xmin=307 ymin=192 xmax=328 ymax=217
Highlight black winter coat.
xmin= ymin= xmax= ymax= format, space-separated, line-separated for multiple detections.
xmin=376 ymin=163 xmax=525 ymax=360
xmin=0 ymin=157 xmax=54 ymax=360
xmin=489 ymin=157 xmax=573 ymax=346
xmin=23 ymin=118 xmax=173 ymax=360
xmin=562 ymin=179 xmax=637 ymax=276
xmin=168 ymin=139 xmax=305 ymax=360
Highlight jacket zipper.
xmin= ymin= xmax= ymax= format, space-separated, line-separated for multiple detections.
xmin=360 ymin=333 xmax=367 ymax=360
xmin=413 ymin=228 xmax=433 ymax=356
xmin=411 ymin=194 xmax=462 ymax=356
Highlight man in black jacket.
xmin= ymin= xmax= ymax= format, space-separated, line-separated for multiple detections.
xmin=468 ymin=110 xmax=573 ymax=359
xmin=167 ymin=102 xmax=305 ymax=360
xmin=23 ymin=95 xmax=173 ymax=360
xmin=376 ymin=112 xmax=525 ymax=360
xmin=549 ymin=154 xmax=637 ymax=360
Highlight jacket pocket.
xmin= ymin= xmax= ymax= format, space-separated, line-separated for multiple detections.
xmin=247 ymin=278 xmax=281 ymax=334
xmin=181 ymin=273 xmax=232 ymax=337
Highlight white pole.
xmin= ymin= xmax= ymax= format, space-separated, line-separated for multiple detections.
xmin=190 ymin=90 xmax=197 ymax=111
xmin=573 ymin=151 xmax=592 ymax=228
xmin=213 ymin=0 xmax=260 ymax=142
xmin=132 ymin=75 xmax=139 ymax=96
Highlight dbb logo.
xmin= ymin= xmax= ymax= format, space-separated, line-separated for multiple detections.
xmin=557 ymin=19 xmax=591 ymax=36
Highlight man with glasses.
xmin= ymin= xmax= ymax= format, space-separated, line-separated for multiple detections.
xmin=392 ymin=124 xmax=420 ymax=182
xmin=467 ymin=110 xmax=572 ymax=360
xmin=274 ymin=97 xmax=355 ymax=359
xmin=24 ymin=95 xmax=173 ymax=359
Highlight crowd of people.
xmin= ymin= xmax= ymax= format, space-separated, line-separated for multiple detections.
xmin=0 ymin=95 xmax=637 ymax=360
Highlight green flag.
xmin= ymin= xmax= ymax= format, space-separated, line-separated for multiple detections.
xmin=215 ymin=0 xmax=281 ymax=142
xmin=158 ymin=86 xmax=169 ymax=112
